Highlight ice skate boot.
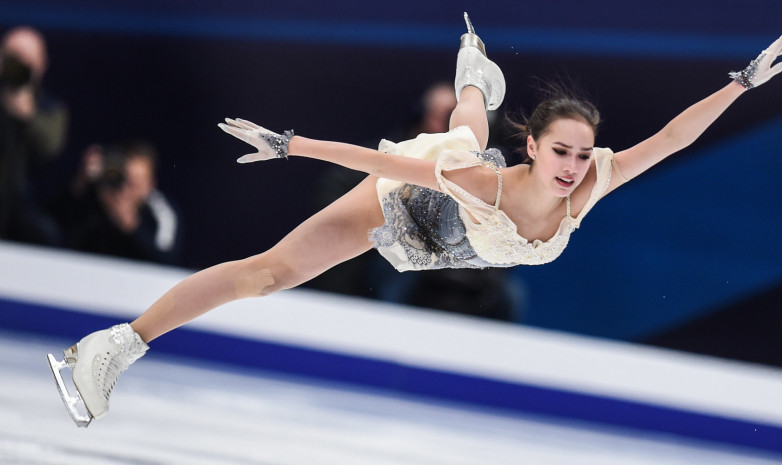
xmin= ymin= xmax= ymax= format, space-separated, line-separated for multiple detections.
xmin=455 ymin=12 xmax=506 ymax=111
xmin=47 ymin=323 xmax=148 ymax=427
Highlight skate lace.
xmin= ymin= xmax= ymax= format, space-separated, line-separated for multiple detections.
xmin=95 ymin=324 xmax=147 ymax=400
xmin=99 ymin=354 xmax=128 ymax=400
xmin=95 ymin=349 xmax=133 ymax=400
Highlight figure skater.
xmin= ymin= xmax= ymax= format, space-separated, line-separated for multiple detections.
xmin=48 ymin=13 xmax=782 ymax=427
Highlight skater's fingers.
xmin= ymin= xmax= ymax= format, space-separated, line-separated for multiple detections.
xmin=225 ymin=118 xmax=257 ymax=131
xmin=218 ymin=123 xmax=252 ymax=144
xmin=237 ymin=152 xmax=273 ymax=163
xmin=235 ymin=118 xmax=262 ymax=130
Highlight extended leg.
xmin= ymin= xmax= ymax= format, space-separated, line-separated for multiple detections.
xmin=131 ymin=175 xmax=384 ymax=342
xmin=49 ymin=175 xmax=385 ymax=426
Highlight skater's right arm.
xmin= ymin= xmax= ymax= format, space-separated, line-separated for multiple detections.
xmin=218 ymin=118 xmax=497 ymax=199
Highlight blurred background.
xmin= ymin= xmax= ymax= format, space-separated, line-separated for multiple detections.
xmin=2 ymin=0 xmax=782 ymax=365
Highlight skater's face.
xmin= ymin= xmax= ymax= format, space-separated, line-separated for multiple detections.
xmin=527 ymin=118 xmax=594 ymax=197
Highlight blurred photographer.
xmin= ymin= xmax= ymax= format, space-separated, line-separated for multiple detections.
xmin=0 ymin=26 xmax=68 ymax=246
xmin=64 ymin=141 xmax=182 ymax=265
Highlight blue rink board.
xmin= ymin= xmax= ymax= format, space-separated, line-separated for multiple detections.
xmin=3 ymin=296 xmax=782 ymax=457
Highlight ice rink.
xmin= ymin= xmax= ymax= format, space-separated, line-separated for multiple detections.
xmin=3 ymin=243 xmax=782 ymax=464
xmin=1 ymin=331 xmax=781 ymax=465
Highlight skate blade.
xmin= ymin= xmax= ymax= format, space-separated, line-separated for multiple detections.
xmin=46 ymin=353 xmax=93 ymax=427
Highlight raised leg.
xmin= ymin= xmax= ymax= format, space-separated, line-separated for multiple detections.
xmin=450 ymin=86 xmax=489 ymax=150
xmin=451 ymin=13 xmax=505 ymax=151
xmin=454 ymin=13 xmax=505 ymax=112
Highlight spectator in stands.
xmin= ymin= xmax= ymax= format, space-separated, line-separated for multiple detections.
xmin=0 ymin=26 xmax=68 ymax=246
xmin=62 ymin=140 xmax=182 ymax=264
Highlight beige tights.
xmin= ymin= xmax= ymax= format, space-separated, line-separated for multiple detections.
xmin=130 ymin=259 xmax=278 ymax=342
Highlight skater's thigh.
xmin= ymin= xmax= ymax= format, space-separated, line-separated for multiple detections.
xmin=259 ymin=175 xmax=385 ymax=288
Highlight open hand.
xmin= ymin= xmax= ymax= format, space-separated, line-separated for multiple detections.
xmin=218 ymin=118 xmax=293 ymax=163
xmin=731 ymin=34 xmax=782 ymax=89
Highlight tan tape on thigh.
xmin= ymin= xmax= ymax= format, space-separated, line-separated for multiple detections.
xmin=234 ymin=268 xmax=275 ymax=299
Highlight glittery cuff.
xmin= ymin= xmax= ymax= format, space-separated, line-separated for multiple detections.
xmin=111 ymin=323 xmax=149 ymax=363
xmin=258 ymin=129 xmax=294 ymax=159
xmin=729 ymin=54 xmax=763 ymax=90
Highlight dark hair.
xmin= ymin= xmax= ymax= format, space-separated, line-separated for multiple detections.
xmin=506 ymin=84 xmax=600 ymax=163
xmin=97 ymin=139 xmax=158 ymax=190
xmin=117 ymin=139 xmax=158 ymax=171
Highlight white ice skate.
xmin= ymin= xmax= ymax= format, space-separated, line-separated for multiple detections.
xmin=47 ymin=323 xmax=148 ymax=427
xmin=455 ymin=12 xmax=506 ymax=111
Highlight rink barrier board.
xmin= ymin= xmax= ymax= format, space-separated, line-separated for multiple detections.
xmin=3 ymin=296 xmax=782 ymax=456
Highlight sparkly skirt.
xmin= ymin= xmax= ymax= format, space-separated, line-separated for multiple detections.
xmin=370 ymin=126 xmax=494 ymax=272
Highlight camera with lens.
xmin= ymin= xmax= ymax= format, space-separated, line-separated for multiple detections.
xmin=97 ymin=150 xmax=129 ymax=192
xmin=0 ymin=55 xmax=33 ymax=90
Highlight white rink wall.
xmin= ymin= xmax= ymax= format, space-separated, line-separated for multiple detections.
xmin=2 ymin=240 xmax=782 ymax=453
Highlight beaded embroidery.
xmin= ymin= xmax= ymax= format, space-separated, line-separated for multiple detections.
xmin=371 ymin=149 xmax=506 ymax=270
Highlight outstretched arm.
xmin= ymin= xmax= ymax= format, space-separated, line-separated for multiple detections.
xmin=608 ymin=34 xmax=782 ymax=193
xmin=611 ymin=82 xmax=745 ymax=185
xmin=218 ymin=118 xmax=446 ymax=191
xmin=288 ymin=136 xmax=440 ymax=190
xmin=218 ymin=119 xmax=502 ymax=203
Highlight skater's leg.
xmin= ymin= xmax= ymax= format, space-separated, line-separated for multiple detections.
xmin=131 ymin=175 xmax=385 ymax=342
xmin=449 ymin=86 xmax=489 ymax=150
xmin=51 ymin=176 xmax=385 ymax=426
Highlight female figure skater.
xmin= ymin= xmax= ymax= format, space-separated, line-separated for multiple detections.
xmin=48 ymin=14 xmax=782 ymax=427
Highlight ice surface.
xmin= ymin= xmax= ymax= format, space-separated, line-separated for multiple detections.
xmin=2 ymin=331 xmax=781 ymax=465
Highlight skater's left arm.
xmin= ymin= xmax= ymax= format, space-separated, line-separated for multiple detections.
xmin=607 ymin=34 xmax=782 ymax=195
xmin=610 ymin=82 xmax=745 ymax=190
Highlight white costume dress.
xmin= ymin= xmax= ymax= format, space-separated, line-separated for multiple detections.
xmin=370 ymin=126 xmax=625 ymax=271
